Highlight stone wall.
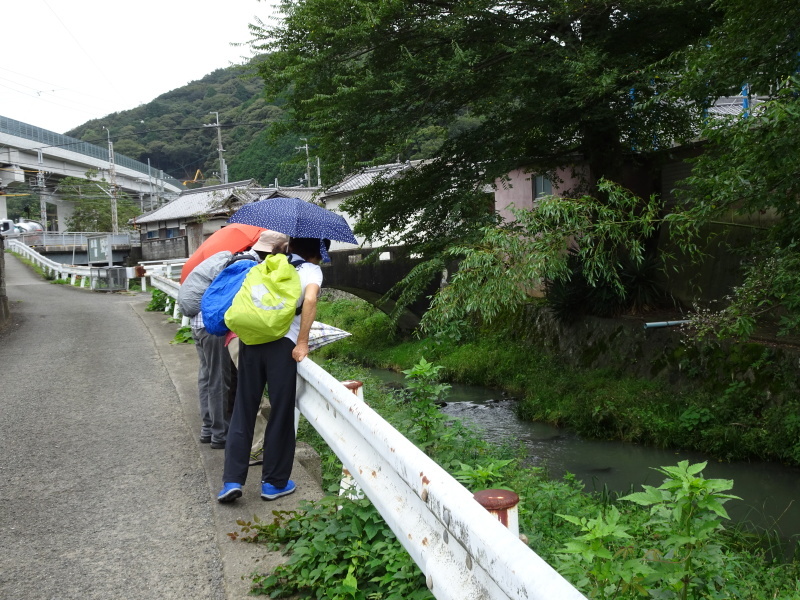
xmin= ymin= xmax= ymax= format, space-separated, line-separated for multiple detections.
xmin=0 ymin=235 xmax=10 ymax=330
xmin=140 ymin=237 xmax=188 ymax=261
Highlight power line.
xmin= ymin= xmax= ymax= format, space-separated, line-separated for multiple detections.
xmin=41 ymin=0 xmax=117 ymax=93
xmin=0 ymin=65 xmax=110 ymax=102
xmin=0 ymin=81 xmax=111 ymax=120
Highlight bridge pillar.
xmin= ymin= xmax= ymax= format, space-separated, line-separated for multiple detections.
xmin=38 ymin=188 xmax=74 ymax=232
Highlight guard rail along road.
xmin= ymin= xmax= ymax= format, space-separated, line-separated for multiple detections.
xmin=6 ymin=240 xmax=586 ymax=600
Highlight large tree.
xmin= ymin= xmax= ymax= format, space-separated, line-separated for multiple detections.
xmin=255 ymin=0 xmax=718 ymax=253
xmin=660 ymin=0 xmax=800 ymax=339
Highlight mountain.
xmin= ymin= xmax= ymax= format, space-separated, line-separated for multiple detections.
xmin=65 ymin=59 xmax=307 ymax=187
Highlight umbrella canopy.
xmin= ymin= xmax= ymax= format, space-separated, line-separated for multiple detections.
xmin=308 ymin=321 xmax=352 ymax=351
xmin=180 ymin=223 xmax=264 ymax=283
xmin=227 ymin=197 xmax=357 ymax=245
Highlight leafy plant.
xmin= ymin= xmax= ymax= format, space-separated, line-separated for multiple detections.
xmin=400 ymin=357 xmax=451 ymax=449
xmin=621 ymin=461 xmax=741 ymax=599
xmin=556 ymin=505 xmax=650 ymax=598
xmin=145 ymin=289 xmax=168 ymax=312
xmin=171 ymin=326 xmax=194 ymax=344
xmin=241 ymin=496 xmax=433 ymax=600
xmin=556 ymin=461 xmax=744 ymax=599
xmin=453 ymin=459 xmax=514 ymax=490
xmin=678 ymin=407 xmax=713 ymax=433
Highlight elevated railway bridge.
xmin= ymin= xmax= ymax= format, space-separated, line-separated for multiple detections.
xmin=0 ymin=115 xmax=183 ymax=232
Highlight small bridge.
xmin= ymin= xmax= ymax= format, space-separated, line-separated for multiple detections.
xmin=324 ymin=247 xmax=444 ymax=329
xmin=7 ymin=231 xmax=140 ymax=266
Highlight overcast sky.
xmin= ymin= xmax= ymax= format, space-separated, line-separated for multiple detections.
xmin=3 ymin=0 xmax=278 ymax=134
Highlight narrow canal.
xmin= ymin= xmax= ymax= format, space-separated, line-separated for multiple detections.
xmin=369 ymin=368 xmax=800 ymax=546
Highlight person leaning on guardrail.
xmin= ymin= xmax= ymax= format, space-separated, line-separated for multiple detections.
xmin=218 ymin=237 xmax=329 ymax=504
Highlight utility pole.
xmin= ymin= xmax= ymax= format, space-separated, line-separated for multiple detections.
xmin=204 ymin=112 xmax=227 ymax=184
xmin=147 ymin=158 xmax=155 ymax=210
xmin=36 ymin=149 xmax=47 ymax=229
xmin=103 ymin=126 xmax=119 ymax=233
xmin=296 ymin=138 xmax=311 ymax=187
xmin=316 ymin=156 xmax=322 ymax=187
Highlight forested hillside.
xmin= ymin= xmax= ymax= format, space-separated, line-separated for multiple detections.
xmin=64 ymin=59 xmax=307 ymax=187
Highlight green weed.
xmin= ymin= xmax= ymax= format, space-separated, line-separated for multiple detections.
xmin=145 ymin=289 xmax=168 ymax=312
xmin=171 ymin=326 xmax=194 ymax=344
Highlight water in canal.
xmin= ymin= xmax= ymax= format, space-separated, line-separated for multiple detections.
xmin=368 ymin=368 xmax=800 ymax=545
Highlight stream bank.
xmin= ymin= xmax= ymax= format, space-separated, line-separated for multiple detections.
xmin=315 ymin=296 xmax=800 ymax=467
xmin=368 ymin=366 xmax=800 ymax=548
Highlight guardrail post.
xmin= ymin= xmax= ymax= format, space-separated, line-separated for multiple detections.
xmin=339 ymin=380 xmax=365 ymax=501
xmin=473 ymin=489 xmax=521 ymax=539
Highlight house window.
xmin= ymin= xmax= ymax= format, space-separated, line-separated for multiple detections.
xmin=533 ymin=175 xmax=553 ymax=199
xmin=165 ymin=227 xmax=180 ymax=239
xmin=146 ymin=230 xmax=158 ymax=239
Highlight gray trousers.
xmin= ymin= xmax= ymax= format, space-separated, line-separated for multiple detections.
xmin=193 ymin=327 xmax=232 ymax=444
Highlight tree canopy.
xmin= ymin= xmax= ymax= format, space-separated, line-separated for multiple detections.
xmin=254 ymin=0 xmax=719 ymax=252
xmin=253 ymin=0 xmax=800 ymax=339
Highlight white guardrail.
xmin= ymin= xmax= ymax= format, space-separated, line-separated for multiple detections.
xmin=5 ymin=240 xmax=585 ymax=600
xmin=8 ymin=238 xmax=93 ymax=286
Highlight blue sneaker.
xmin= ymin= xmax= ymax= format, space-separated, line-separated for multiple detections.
xmin=261 ymin=480 xmax=296 ymax=500
xmin=217 ymin=482 xmax=242 ymax=503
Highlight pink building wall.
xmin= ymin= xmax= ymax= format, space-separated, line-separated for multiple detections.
xmin=494 ymin=166 xmax=584 ymax=221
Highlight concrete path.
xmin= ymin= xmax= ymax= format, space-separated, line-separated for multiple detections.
xmin=0 ymin=253 xmax=323 ymax=600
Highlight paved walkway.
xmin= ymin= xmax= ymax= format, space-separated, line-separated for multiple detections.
xmin=0 ymin=253 xmax=322 ymax=600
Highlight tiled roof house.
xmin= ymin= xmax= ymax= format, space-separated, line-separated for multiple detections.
xmin=134 ymin=180 xmax=260 ymax=260
xmin=321 ymin=162 xmax=421 ymax=251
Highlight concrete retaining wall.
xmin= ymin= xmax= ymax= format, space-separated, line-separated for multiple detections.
xmin=140 ymin=236 xmax=188 ymax=261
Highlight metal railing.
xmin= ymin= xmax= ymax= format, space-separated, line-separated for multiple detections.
xmin=296 ymin=360 xmax=586 ymax=600
xmin=6 ymin=240 xmax=585 ymax=599
xmin=7 ymin=239 xmax=92 ymax=285
xmin=11 ymin=231 xmax=141 ymax=248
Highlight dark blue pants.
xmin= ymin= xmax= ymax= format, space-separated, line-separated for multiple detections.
xmin=222 ymin=337 xmax=297 ymax=487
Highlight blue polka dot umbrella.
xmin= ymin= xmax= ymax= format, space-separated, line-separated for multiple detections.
xmin=227 ymin=197 xmax=358 ymax=245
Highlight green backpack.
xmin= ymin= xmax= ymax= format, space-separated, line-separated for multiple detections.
xmin=224 ymin=254 xmax=306 ymax=345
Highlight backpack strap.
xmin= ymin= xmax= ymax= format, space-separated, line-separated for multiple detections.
xmin=224 ymin=252 xmax=258 ymax=268
xmin=289 ymin=255 xmax=308 ymax=315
